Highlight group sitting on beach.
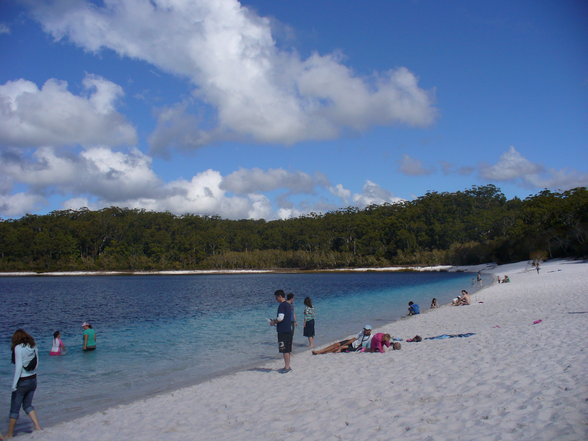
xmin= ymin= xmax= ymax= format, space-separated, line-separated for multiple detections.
xmin=312 ymin=325 xmax=401 ymax=355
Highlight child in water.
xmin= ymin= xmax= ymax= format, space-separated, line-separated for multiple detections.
xmin=50 ymin=330 xmax=66 ymax=356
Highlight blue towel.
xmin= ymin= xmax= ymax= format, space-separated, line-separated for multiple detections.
xmin=424 ymin=333 xmax=476 ymax=340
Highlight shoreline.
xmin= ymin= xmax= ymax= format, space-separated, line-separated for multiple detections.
xmin=0 ymin=263 xmax=496 ymax=277
xmin=9 ymin=258 xmax=588 ymax=440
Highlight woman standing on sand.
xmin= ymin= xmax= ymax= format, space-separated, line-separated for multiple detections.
xmin=303 ymin=297 xmax=316 ymax=348
xmin=6 ymin=329 xmax=42 ymax=438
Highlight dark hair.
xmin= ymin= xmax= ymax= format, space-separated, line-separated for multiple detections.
xmin=408 ymin=301 xmax=414 ymax=306
xmin=12 ymin=329 xmax=36 ymax=350
xmin=304 ymin=297 xmax=313 ymax=308
xmin=53 ymin=330 xmax=60 ymax=339
xmin=274 ymin=289 xmax=285 ymax=298
xmin=11 ymin=329 xmax=36 ymax=364
xmin=286 ymin=293 xmax=294 ymax=300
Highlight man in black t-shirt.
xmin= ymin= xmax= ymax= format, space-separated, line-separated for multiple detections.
xmin=270 ymin=290 xmax=292 ymax=372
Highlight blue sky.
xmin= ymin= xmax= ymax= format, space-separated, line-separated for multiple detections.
xmin=1 ymin=0 xmax=587 ymax=220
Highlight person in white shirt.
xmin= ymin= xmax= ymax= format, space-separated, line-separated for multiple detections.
xmin=7 ymin=329 xmax=42 ymax=438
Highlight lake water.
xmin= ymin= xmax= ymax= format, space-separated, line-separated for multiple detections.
xmin=0 ymin=271 xmax=485 ymax=428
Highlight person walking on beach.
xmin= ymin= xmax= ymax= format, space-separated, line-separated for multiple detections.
xmin=269 ymin=290 xmax=292 ymax=373
xmin=7 ymin=329 xmax=42 ymax=438
xmin=287 ymin=293 xmax=297 ymax=337
xmin=303 ymin=296 xmax=315 ymax=348
xmin=82 ymin=322 xmax=96 ymax=351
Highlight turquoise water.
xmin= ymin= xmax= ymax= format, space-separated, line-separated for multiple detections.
xmin=0 ymin=271 xmax=484 ymax=427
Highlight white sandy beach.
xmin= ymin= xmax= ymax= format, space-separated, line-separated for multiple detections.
xmin=8 ymin=259 xmax=588 ymax=441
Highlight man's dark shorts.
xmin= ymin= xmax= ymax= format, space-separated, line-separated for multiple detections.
xmin=277 ymin=332 xmax=292 ymax=353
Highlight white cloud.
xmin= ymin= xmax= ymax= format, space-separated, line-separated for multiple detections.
xmin=0 ymin=23 xmax=10 ymax=35
xmin=352 ymin=180 xmax=404 ymax=207
xmin=480 ymin=146 xmax=588 ymax=190
xmin=524 ymin=168 xmax=588 ymax=190
xmin=399 ymin=154 xmax=433 ymax=176
xmin=0 ymin=146 xmax=161 ymax=200
xmin=27 ymin=0 xmax=436 ymax=152
xmin=0 ymin=75 xmax=137 ymax=148
xmin=0 ymin=143 xmax=407 ymax=219
xmin=480 ymin=146 xmax=543 ymax=182
xmin=0 ymin=193 xmax=45 ymax=218
xmin=62 ymin=197 xmax=91 ymax=211
xmin=113 ymin=170 xmax=274 ymax=219
xmin=329 ymin=184 xmax=352 ymax=201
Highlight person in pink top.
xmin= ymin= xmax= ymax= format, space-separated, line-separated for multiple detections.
xmin=365 ymin=333 xmax=392 ymax=353
xmin=50 ymin=330 xmax=66 ymax=356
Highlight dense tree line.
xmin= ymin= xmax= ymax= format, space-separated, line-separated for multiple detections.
xmin=0 ymin=185 xmax=586 ymax=272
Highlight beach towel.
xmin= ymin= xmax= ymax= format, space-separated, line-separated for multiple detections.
xmin=424 ymin=333 xmax=476 ymax=340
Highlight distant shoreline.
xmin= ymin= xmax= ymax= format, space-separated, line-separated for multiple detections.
xmin=0 ymin=263 xmax=495 ymax=277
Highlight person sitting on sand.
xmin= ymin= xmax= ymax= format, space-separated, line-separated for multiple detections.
xmin=452 ymin=290 xmax=471 ymax=306
xmin=503 ymin=275 xmax=510 ymax=283
xmin=408 ymin=301 xmax=420 ymax=315
xmin=430 ymin=298 xmax=438 ymax=309
xmin=312 ymin=325 xmax=373 ymax=355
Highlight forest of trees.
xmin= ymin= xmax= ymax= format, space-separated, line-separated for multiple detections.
xmin=0 ymin=185 xmax=586 ymax=272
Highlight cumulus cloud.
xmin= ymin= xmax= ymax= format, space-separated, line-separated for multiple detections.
xmin=352 ymin=181 xmax=404 ymax=207
xmin=480 ymin=146 xmax=588 ymax=190
xmin=0 ymin=75 xmax=137 ymax=148
xmin=480 ymin=146 xmax=543 ymax=182
xmin=329 ymin=184 xmax=352 ymax=201
xmin=399 ymin=154 xmax=433 ymax=176
xmin=0 ymin=147 xmax=341 ymax=219
xmin=0 ymin=147 xmax=161 ymax=200
xmin=26 ymin=0 xmax=436 ymax=152
xmin=0 ymin=193 xmax=46 ymax=218
xmin=111 ymin=169 xmax=274 ymax=220
xmin=0 ymin=140 xmax=407 ymax=219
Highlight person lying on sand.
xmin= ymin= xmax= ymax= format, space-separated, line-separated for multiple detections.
xmin=312 ymin=325 xmax=373 ymax=354
xmin=311 ymin=337 xmax=357 ymax=355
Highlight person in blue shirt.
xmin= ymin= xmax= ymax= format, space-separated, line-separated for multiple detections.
xmin=408 ymin=301 xmax=420 ymax=315
xmin=269 ymin=290 xmax=292 ymax=373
